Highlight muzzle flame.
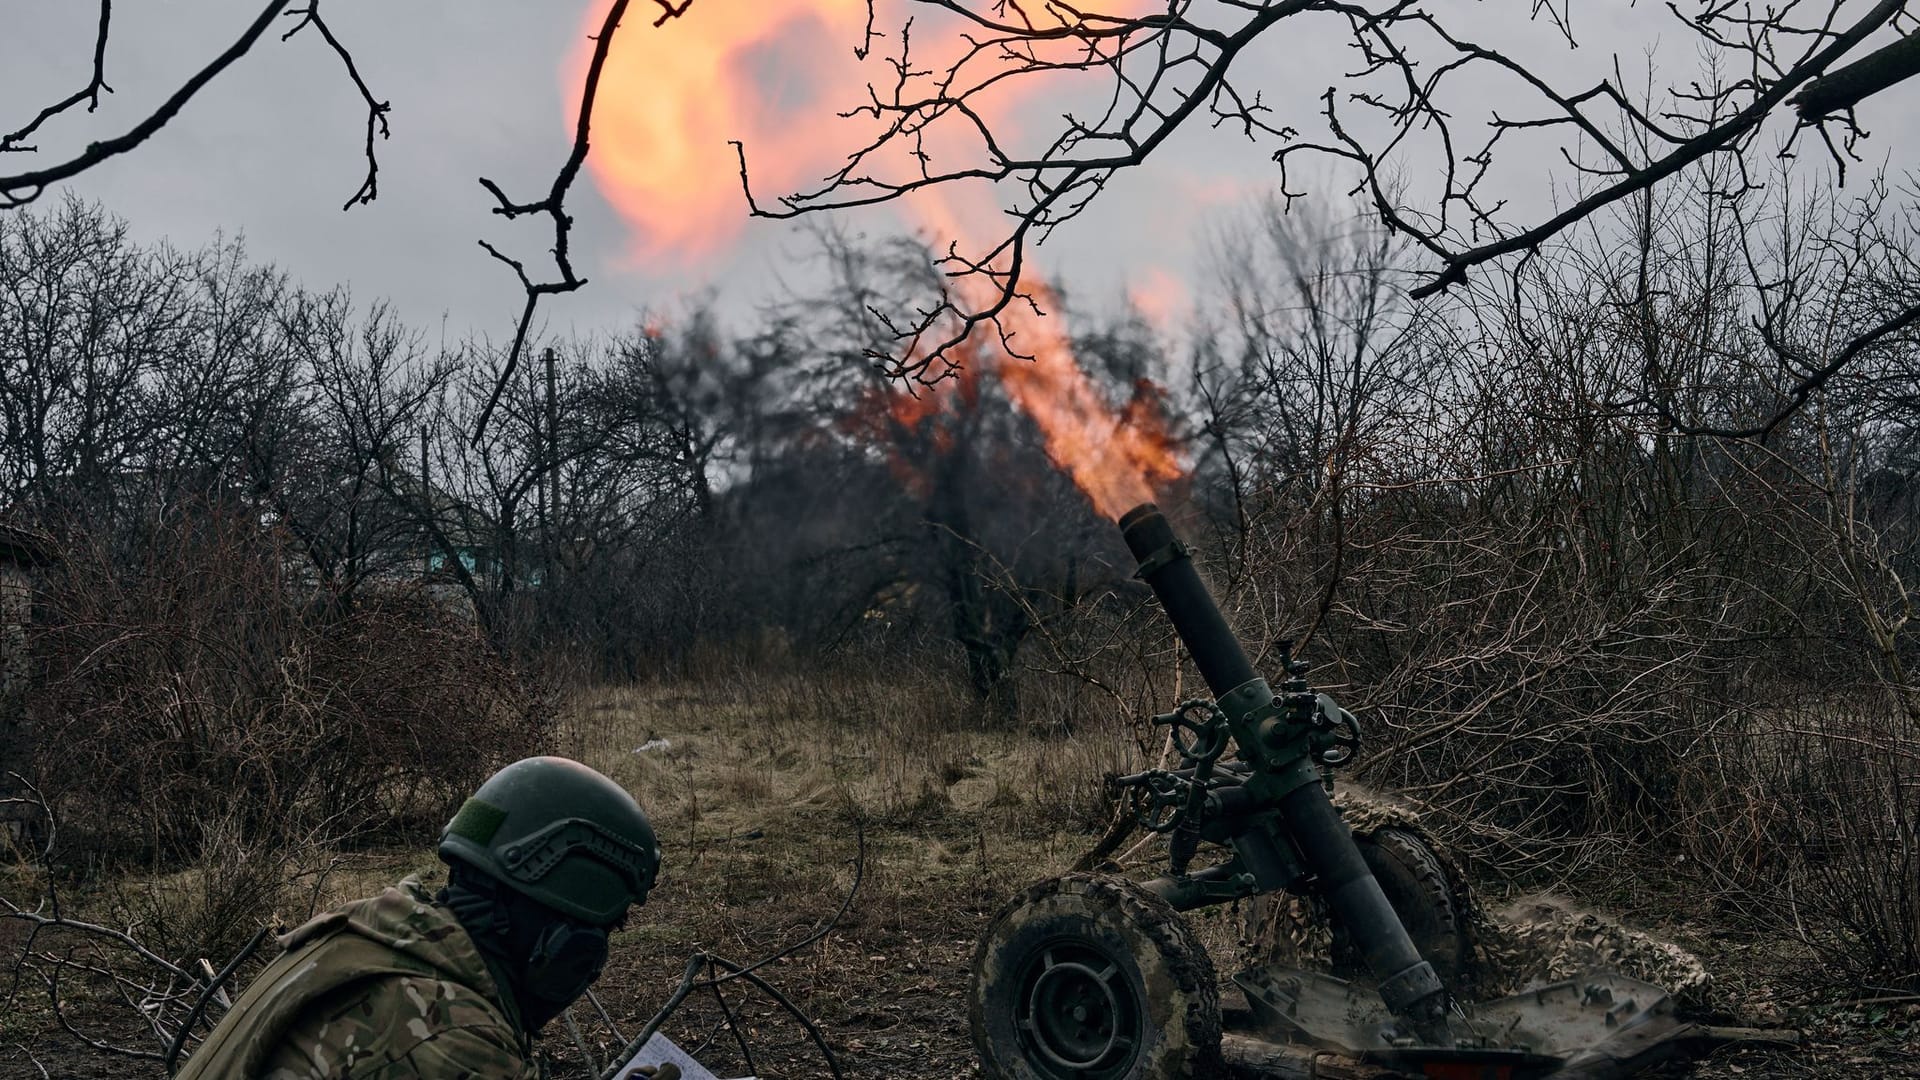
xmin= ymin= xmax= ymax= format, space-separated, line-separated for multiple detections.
xmin=576 ymin=1 xmax=1183 ymax=518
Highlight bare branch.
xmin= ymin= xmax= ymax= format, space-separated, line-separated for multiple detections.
xmin=738 ymin=0 xmax=1917 ymax=423
xmin=161 ymin=927 xmax=271 ymax=1073
xmin=280 ymin=2 xmax=391 ymax=211
xmin=651 ymin=0 xmax=694 ymax=26
xmin=1794 ymin=26 xmax=1920 ymax=116
xmin=0 ymin=2 xmax=293 ymax=210
xmin=0 ymin=1 xmax=113 ymax=154
xmin=472 ymin=0 xmax=695 ymax=436
xmin=595 ymin=819 xmax=863 ymax=1080
xmin=1407 ymin=0 xmax=1908 ymax=298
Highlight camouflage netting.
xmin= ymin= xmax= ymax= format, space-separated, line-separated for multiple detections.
xmin=1471 ymin=896 xmax=1712 ymax=1009
xmin=1242 ymin=787 xmax=1712 ymax=1011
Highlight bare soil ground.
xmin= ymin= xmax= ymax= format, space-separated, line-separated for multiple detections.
xmin=5 ymin=676 xmax=1918 ymax=1078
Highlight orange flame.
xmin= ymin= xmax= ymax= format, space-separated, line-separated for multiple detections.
xmin=986 ymin=286 xmax=1181 ymax=519
xmin=837 ymin=344 xmax=986 ymax=497
xmin=576 ymin=1 xmax=1184 ymax=518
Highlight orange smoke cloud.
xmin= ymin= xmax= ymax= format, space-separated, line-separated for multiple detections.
xmin=576 ymin=0 xmax=1184 ymax=518
xmin=573 ymin=0 xmax=1155 ymax=261
xmin=571 ymin=0 xmax=875 ymax=258
xmin=844 ymin=288 xmax=1183 ymax=519
xmin=1126 ymin=266 xmax=1191 ymax=334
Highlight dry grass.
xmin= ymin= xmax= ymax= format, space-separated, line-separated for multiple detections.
xmin=0 ymin=665 xmax=1143 ymax=1079
xmin=527 ymin=666 xmax=1144 ymax=1079
xmin=553 ymin=664 xmax=1134 ymax=845
xmin=9 ymin=665 xmax=1917 ymax=1079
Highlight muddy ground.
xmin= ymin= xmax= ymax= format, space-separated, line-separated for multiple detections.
xmin=4 ymin=681 xmax=1917 ymax=1078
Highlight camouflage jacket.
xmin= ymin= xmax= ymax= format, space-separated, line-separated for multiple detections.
xmin=176 ymin=877 xmax=537 ymax=1080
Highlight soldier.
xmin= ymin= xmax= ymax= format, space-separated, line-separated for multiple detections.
xmin=178 ymin=756 xmax=664 ymax=1079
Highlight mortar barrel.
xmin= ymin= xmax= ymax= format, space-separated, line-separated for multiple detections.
xmin=1118 ymin=504 xmax=1256 ymax=696
xmin=1118 ymin=502 xmax=1447 ymax=1026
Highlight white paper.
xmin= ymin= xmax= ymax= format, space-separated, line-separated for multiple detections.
xmin=613 ymin=1031 xmax=754 ymax=1080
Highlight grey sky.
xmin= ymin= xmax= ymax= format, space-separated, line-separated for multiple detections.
xmin=4 ymin=2 xmax=1916 ymax=349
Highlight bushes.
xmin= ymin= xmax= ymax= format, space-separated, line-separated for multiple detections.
xmin=1705 ymin=697 xmax=1920 ymax=991
xmin=23 ymin=504 xmax=548 ymax=874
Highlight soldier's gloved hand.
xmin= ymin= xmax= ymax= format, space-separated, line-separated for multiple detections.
xmin=624 ymin=1066 xmax=681 ymax=1080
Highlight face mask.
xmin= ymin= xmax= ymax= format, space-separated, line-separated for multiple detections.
xmin=438 ymin=866 xmax=615 ymax=1034
xmin=523 ymin=920 xmax=610 ymax=1006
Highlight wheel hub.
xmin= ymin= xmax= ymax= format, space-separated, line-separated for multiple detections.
xmin=1018 ymin=942 xmax=1139 ymax=1076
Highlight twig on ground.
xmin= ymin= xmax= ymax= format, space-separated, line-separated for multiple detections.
xmin=595 ymin=817 xmax=864 ymax=1080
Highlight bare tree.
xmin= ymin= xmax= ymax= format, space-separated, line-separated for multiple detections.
xmin=266 ymin=291 xmax=455 ymax=597
xmin=0 ymin=198 xmax=180 ymax=518
xmin=774 ymin=227 xmax=1166 ymax=718
xmin=1197 ymin=200 xmax=1438 ymax=606
xmin=737 ymin=1 xmax=1920 ymax=427
xmin=2 ymin=2 xmax=698 ymax=434
xmin=0 ymin=198 xmax=314 ymax=529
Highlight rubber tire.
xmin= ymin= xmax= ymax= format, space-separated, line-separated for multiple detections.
xmin=970 ymin=873 xmax=1222 ymax=1080
xmin=1330 ymin=827 xmax=1468 ymax=988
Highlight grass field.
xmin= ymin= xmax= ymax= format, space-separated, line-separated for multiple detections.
xmin=5 ymin=670 xmax=1920 ymax=1078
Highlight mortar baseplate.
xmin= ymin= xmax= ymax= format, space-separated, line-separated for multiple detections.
xmin=1229 ymin=965 xmax=1698 ymax=1079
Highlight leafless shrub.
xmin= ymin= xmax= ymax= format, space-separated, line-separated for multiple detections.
xmin=21 ymin=499 xmax=547 ymax=918
xmin=1671 ymin=694 xmax=1919 ymax=991
xmin=0 ymin=776 xmax=274 ymax=1070
xmin=1162 ymin=187 xmax=1920 ymax=990
xmin=0 ymin=493 xmax=554 ymax=1066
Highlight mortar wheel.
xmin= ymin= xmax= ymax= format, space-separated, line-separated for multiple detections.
xmin=1331 ymin=827 xmax=1469 ymax=988
xmin=970 ymin=873 xmax=1221 ymax=1080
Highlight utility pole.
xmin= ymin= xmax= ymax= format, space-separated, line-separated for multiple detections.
xmin=543 ymin=347 xmax=560 ymax=573
xmin=419 ymin=425 xmax=431 ymax=580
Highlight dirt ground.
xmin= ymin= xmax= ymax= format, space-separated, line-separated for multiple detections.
xmin=5 ymin=678 xmax=1918 ymax=1078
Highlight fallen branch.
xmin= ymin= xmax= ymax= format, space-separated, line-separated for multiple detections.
xmin=593 ymin=817 xmax=865 ymax=1080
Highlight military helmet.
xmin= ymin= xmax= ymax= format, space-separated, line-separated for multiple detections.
xmin=439 ymin=756 xmax=660 ymax=925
